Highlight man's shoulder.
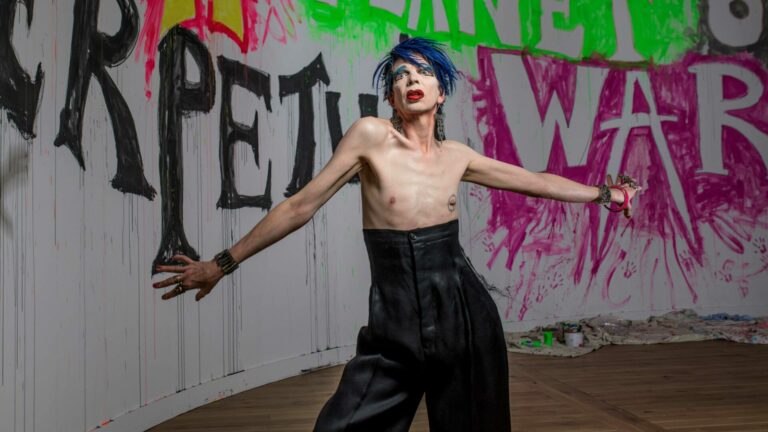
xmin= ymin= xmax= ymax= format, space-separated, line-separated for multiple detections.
xmin=336 ymin=117 xmax=390 ymax=154
xmin=350 ymin=116 xmax=391 ymax=138
xmin=442 ymin=139 xmax=479 ymax=157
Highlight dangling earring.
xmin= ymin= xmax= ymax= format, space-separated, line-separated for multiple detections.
xmin=390 ymin=109 xmax=404 ymax=134
xmin=434 ymin=104 xmax=446 ymax=142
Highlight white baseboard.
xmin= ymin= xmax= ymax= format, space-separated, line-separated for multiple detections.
xmin=100 ymin=344 xmax=356 ymax=432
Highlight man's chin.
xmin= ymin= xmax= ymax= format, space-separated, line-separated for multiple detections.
xmin=399 ymin=104 xmax=436 ymax=116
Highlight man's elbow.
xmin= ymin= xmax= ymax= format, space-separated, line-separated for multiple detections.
xmin=287 ymin=196 xmax=316 ymax=225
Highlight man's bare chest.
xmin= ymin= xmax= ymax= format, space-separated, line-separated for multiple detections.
xmin=360 ymin=149 xmax=465 ymax=215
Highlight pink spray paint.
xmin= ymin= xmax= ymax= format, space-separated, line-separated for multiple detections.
xmin=470 ymin=47 xmax=768 ymax=320
xmin=136 ymin=0 xmax=299 ymax=98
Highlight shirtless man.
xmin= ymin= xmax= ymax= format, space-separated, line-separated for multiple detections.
xmin=153 ymin=37 xmax=638 ymax=431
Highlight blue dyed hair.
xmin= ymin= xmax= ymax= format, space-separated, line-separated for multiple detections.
xmin=372 ymin=37 xmax=461 ymax=102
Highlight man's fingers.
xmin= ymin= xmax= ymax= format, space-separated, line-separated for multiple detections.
xmin=153 ymin=255 xmax=194 ymax=278
xmin=160 ymin=284 xmax=200 ymax=301
xmin=161 ymin=289 xmax=180 ymax=300
xmin=155 ymin=265 xmax=186 ymax=274
xmin=195 ymin=288 xmax=209 ymax=302
xmin=153 ymin=255 xmax=215 ymax=302
xmin=172 ymin=255 xmax=195 ymax=265
xmin=606 ymin=174 xmax=614 ymax=186
xmin=161 ymin=284 xmax=185 ymax=300
xmin=153 ymin=274 xmax=183 ymax=289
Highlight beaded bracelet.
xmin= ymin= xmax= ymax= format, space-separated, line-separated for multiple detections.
xmin=594 ymin=184 xmax=612 ymax=206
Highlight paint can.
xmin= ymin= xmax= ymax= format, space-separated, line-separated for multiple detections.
xmin=542 ymin=330 xmax=553 ymax=346
xmin=519 ymin=337 xmax=542 ymax=348
xmin=560 ymin=322 xmax=580 ymax=343
xmin=565 ymin=331 xmax=584 ymax=347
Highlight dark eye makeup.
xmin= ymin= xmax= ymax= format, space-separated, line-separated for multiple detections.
xmin=391 ymin=64 xmax=435 ymax=80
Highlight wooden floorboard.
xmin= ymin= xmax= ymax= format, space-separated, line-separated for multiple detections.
xmin=148 ymin=340 xmax=768 ymax=431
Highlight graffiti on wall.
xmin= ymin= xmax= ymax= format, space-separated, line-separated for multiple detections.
xmin=473 ymin=49 xmax=768 ymax=319
xmin=466 ymin=0 xmax=768 ymax=319
xmin=3 ymin=2 xmax=767 ymax=431
xmin=0 ymin=0 xmax=43 ymax=139
xmin=300 ymin=0 xmax=698 ymax=64
xmin=0 ymin=0 xmax=376 ymax=272
xmin=137 ymin=0 xmax=300 ymax=95
xmin=1 ymin=0 xmax=767 ymax=318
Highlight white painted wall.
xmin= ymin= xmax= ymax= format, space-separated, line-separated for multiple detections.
xmin=1 ymin=1 xmax=767 ymax=431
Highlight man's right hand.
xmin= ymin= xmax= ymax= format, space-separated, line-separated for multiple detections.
xmin=153 ymin=255 xmax=224 ymax=301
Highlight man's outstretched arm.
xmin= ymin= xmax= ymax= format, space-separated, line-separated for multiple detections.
xmin=461 ymin=146 xmax=638 ymax=205
xmin=153 ymin=117 xmax=377 ymax=300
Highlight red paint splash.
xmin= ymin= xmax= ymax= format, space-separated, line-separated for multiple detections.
xmin=136 ymin=0 xmax=165 ymax=98
xmin=136 ymin=0 xmax=299 ymax=98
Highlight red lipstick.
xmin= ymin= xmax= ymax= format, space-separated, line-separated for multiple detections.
xmin=406 ymin=90 xmax=424 ymax=101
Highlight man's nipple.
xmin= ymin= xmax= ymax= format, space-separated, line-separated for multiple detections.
xmin=389 ymin=196 xmax=396 ymax=206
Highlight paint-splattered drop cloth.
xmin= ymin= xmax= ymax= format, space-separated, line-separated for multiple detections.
xmin=314 ymin=219 xmax=511 ymax=432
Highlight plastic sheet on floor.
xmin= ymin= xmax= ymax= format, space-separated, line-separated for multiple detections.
xmin=504 ymin=309 xmax=768 ymax=357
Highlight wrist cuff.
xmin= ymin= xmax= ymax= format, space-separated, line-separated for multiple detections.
xmin=594 ymin=184 xmax=611 ymax=206
xmin=214 ymin=249 xmax=239 ymax=275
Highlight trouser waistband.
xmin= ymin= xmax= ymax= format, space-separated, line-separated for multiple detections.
xmin=362 ymin=219 xmax=459 ymax=245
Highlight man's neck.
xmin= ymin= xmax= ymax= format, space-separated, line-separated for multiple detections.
xmin=399 ymin=111 xmax=438 ymax=154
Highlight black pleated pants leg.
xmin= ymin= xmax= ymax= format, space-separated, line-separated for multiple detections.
xmin=314 ymin=220 xmax=511 ymax=432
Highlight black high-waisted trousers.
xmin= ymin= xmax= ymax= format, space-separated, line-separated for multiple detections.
xmin=314 ymin=220 xmax=511 ymax=431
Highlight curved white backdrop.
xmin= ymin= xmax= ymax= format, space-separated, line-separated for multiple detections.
xmin=1 ymin=1 xmax=767 ymax=431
